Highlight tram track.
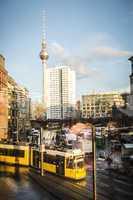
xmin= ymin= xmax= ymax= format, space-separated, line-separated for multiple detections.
xmin=47 ymin=173 xmax=90 ymax=194
xmin=28 ymin=170 xmax=92 ymax=200
xmin=96 ymin=168 xmax=133 ymax=200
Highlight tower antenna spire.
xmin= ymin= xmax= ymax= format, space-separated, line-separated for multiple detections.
xmin=40 ymin=9 xmax=49 ymax=61
xmin=42 ymin=9 xmax=46 ymax=44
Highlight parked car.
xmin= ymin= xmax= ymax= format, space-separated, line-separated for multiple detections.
xmin=98 ymin=150 xmax=106 ymax=160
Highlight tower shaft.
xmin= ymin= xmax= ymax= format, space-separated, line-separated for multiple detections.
xmin=40 ymin=10 xmax=49 ymax=107
xmin=42 ymin=60 xmax=47 ymax=106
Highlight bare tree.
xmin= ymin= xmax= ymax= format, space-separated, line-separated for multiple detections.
xmin=32 ymin=102 xmax=46 ymax=120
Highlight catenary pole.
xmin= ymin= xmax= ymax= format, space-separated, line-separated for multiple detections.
xmin=92 ymin=125 xmax=96 ymax=200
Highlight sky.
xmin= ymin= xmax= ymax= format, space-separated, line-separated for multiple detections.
xmin=0 ymin=0 xmax=133 ymax=101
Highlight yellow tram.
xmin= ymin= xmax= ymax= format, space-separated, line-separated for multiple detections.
xmin=31 ymin=147 xmax=86 ymax=180
xmin=0 ymin=143 xmax=86 ymax=180
xmin=0 ymin=143 xmax=30 ymax=166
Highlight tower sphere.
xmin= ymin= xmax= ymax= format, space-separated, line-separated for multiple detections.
xmin=40 ymin=50 xmax=49 ymax=60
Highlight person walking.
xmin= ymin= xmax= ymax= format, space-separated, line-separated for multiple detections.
xmin=106 ymin=155 xmax=113 ymax=167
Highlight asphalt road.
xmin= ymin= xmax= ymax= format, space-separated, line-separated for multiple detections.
xmin=0 ymin=156 xmax=132 ymax=200
xmin=0 ymin=166 xmax=56 ymax=200
xmin=96 ymin=156 xmax=133 ymax=200
xmin=0 ymin=165 xmax=91 ymax=200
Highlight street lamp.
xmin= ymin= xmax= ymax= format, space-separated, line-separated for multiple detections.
xmin=92 ymin=125 xmax=96 ymax=200
xmin=40 ymin=127 xmax=45 ymax=176
xmin=16 ymin=110 xmax=20 ymax=144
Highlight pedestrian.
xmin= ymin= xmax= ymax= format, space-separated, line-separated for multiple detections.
xmin=56 ymin=133 xmax=60 ymax=146
xmin=106 ymin=156 xmax=113 ymax=167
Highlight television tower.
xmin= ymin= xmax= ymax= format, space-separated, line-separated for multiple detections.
xmin=40 ymin=10 xmax=49 ymax=106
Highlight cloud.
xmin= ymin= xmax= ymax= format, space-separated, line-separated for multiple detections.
xmin=66 ymin=57 xmax=98 ymax=79
xmin=49 ymin=42 xmax=98 ymax=79
xmin=49 ymin=34 xmax=133 ymax=80
xmin=91 ymin=46 xmax=132 ymax=58
xmin=49 ymin=42 xmax=65 ymax=58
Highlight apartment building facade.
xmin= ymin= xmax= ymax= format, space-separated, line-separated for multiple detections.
xmin=82 ymin=92 xmax=125 ymax=118
xmin=0 ymin=55 xmax=8 ymax=139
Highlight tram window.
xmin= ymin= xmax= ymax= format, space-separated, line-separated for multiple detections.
xmin=44 ymin=154 xmax=56 ymax=164
xmin=33 ymin=150 xmax=39 ymax=158
xmin=66 ymin=159 xmax=75 ymax=169
xmin=0 ymin=149 xmax=5 ymax=155
xmin=14 ymin=150 xmax=24 ymax=157
xmin=77 ymin=161 xmax=84 ymax=168
xmin=43 ymin=154 xmax=49 ymax=162
xmin=0 ymin=148 xmax=24 ymax=157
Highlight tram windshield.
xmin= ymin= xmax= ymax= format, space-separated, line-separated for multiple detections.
xmin=66 ymin=159 xmax=75 ymax=169
xmin=77 ymin=161 xmax=84 ymax=168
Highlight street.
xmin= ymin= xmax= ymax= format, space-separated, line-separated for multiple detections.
xmin=0 ymin=165 xmax=56 ymax=200
xmin=0 ymin=151 xmax=133 ymax=200
xmin=96 ymin=151 xmax=133 ymax=200
xmin=97 ymin=168 xmax=133 ymax=200
xmin=0 ymin=165 xmax=91 ymax=200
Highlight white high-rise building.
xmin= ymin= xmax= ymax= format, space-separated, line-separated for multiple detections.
xmin=47 ymin=66 xmax=76 ymax=119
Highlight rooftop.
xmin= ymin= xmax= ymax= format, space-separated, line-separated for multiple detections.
xmin=82 ymin=91 xmax=123 ymax=97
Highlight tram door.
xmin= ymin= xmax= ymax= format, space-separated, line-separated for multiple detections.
xmin=33 ymin=150 xmax=40 ymax=168
xmin=56 ymin=155 xmax=64 ymax=176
